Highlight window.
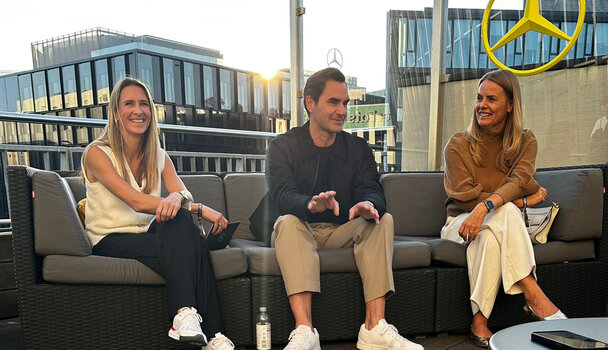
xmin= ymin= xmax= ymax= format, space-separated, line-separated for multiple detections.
xmin=155 ymin=104 xmax=166 ymax=124
xmin=17 ymin=122 xmax=31 ymax=144
xmin=219 ymin=69 xmax=234 ymax=111
xmin=5 ymin=122 xmax=18 ymax=144
xmin=79 ymin=62 xmax=93 ymax=106
xmin=253 ymin=75 xmax=265 ymax=115
xmin=268 ymin=79 xmax=279 ymax=118
xmin=4 ymin=76 xmax=19 ymax=112
xmin=32 ymin=71 xmax=48 ymax=112
xmin=31 ymin=123 xmax=44 ymax=144
xmin=137 ymin=53 xmax=161 ymax=101
xmin=203 ymin=66 xmax=218 ymax=109
xmin=163 ymin=58 xmax=175 ymax=103
xmin=47 ymin=68 xmax=63 ymax=110
xmin=281 ymin=80 xmax=290 ymax=119
xmin=416 ymin=18 xmax=432 ymax=68
xmin=0 ymin=78 xmax=8 ymax=112
xmin=95 ymin=59 xmax=110 ymax=104
xmin=74 ymin=109 xmax=89 ymax=146
xmin=112 ymin=55 xmax=127 ymax=86
xmin=184 ymin=62 xmax=196 ymax=106
xmin=597 ymin=23 xmax=608 ymax=55
xmin=45 ymin=124 xmax=59 ymax=145
xmin=452 ymin=19 xmax=470 ymax=69
xmin=524 ymin=30 xmax=541 ymax=65
xmin=237 ymin=72 xmax=250 ymax=113
xmin=62 ymin=65 xmax=78 ymax=108
xmin=18 ymin=74 xmax=34 ymax=113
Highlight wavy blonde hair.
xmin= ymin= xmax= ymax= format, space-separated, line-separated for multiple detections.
xmin=467 ymin=70 xmax=524 ymax=173
xmin=88 ymin=76 xmax=160 ymax=193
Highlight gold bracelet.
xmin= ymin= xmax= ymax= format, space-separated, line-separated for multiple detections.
xmin=189 ymin=202 xmax=199 ymax=215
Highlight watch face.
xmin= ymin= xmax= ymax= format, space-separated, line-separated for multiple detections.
xmin=485 ymin=200 xmax=495 ymax=210
xmin=179 ymin=191 xmax=189 ymax=201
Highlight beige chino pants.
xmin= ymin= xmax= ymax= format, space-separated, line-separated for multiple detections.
xmin=441 ymin=202 xmax=536 ymax=318
xmin=271 ymin=213 xmax=395 ymax=303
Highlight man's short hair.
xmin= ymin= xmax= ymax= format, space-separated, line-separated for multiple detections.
xmin=303 ymin=68 xmax=346 ymax=114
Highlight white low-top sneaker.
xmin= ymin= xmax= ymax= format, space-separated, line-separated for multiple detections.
xmin=284 ymin=325 xmax=321 ymax=350
xmin=168 ymin=307 xmax=207 ymax=345
xmin=203 ymin=332 xmax=235 ymax=350
xmin=357 ymin=319 xmax=424 ymax=350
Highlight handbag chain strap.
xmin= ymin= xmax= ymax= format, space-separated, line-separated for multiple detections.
xmin=522 ymin=196 xmax=530 ymax=227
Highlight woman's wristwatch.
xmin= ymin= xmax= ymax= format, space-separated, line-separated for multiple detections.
xmin=483 ymin=200 xmax=495 ymax=212
xmin=178 ymin=190 xmax=190 ymax=204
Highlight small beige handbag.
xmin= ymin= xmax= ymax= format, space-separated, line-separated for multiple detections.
xmin=522 ymin=199 xmax=560 ymax=245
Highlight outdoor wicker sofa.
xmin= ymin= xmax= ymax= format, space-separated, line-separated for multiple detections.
xmin=7 ymin=164 xmax=608 ymax=348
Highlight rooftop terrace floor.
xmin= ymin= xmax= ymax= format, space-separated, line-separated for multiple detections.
xmin=0 ymin=316 xmax=484 ymax=349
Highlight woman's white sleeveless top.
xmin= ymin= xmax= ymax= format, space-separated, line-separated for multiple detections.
xmin=82 ymin=144 xmax=165 ymax=246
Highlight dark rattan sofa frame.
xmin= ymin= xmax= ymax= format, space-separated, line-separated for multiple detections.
xmin=434 ymin=164 xmax=608 ymax=332
xmin=8 ymin=164 xmax=608 ymax=348
xmin=8 ymin=166 xmax=251 ymax=349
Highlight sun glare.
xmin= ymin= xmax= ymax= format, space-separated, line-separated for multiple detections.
xmin=261 ymin=69 xmax=278 ymax=80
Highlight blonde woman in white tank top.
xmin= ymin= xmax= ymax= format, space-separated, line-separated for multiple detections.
xmin=82 ymin=77 xmax=234 ymax=349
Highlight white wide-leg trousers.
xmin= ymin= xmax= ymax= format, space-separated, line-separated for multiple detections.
xmin=441 ymin=203 xmax=536 ymax=317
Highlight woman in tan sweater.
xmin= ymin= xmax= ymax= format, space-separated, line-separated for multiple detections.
xmin=442 ymin=70 xmax=565 ymax=347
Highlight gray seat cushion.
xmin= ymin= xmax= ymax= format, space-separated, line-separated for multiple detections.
xmin=381 ymin=173 xmax=447 ymax=237
xmin=42 ymin=247 xmax=248 ymax=284
xmin=395 ymin=236 xmax=467 ymax=266
xmin=398 ymin=236 xmax=597 ymax=267
xmin=234 ymin=239 xmax=431 ymax=276
xmin=32 ymin=171 xmax=91 ymax=256
xmin=223 ymin=173 xmax=268 ymax=241
xmin=534 ymin=168 xmax=603 ymax=241
xmin=533 ymin=240 xmax=596 ymax=265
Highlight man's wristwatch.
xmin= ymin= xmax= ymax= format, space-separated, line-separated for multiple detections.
xmin=364 ymin=200 xmax=374 ymax=208
xmin=483 ymin=200 xmax=495 ymax=212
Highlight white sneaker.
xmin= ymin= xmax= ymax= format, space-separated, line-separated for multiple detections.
xmin=357 ymin=319 xmax=424 ymax=350
xmin=203 ymin=332 xmax=235 ymax=350
xmin=284 ymin=325 xmax=321 ymax=350
xmin=168 ymin=307 xmax=207 ymax=345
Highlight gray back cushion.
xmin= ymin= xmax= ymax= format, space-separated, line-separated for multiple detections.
xmin=535 ymin=168 xmax=603 ymax=241
xmin=32 ymin=171 xmax=91 ymax=256
xmin=65 ymin=176 xmax=86 ymax=201
xmin=381 ymin=173 xmax=447 ymax=237
xmin=163 ymin=174 xmax=226 ymax=234
xmin=223 ymin=173 xmax=268 ymax=240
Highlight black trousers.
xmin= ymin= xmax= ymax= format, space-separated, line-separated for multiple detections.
xmin=92 ymin=208 xmax=224 ymax=337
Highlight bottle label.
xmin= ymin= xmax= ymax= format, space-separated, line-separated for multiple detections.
xmin=256 ymin=324 xmax=271 ymax=350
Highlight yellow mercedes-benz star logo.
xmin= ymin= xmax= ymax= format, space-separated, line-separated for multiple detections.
xmin=482 ymin=0 xmax=585 ymax=76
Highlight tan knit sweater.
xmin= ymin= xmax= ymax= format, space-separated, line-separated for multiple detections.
xmin=443 ymin=130 xmax=540 ymax=217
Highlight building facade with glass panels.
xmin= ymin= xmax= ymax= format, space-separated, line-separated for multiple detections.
xmin=0 ymin=28 xmax=292 ymax=156
xmin=386 ymin=0 xmax=608 ymax=170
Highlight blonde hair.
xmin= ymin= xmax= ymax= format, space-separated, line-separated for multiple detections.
xmin=88 ymin=76 xmax=160 ymax=193
xmin=467 ymin=70 xmax=524 ymax=173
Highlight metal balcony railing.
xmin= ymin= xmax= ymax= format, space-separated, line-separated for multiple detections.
xmin=0 ymin=111 xmax=277 ymax=173
xmin=0 ymin=111 xmax=278 ymax=219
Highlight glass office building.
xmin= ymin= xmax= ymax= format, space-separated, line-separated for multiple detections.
xmin=387 ymin=0 xmax=608 ymax=170
xmin=0 ymin=28 xmax=292 ymax=154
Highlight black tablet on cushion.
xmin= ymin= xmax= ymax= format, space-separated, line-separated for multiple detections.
xmin=206 ymin=222 xmax=240 ymax=251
